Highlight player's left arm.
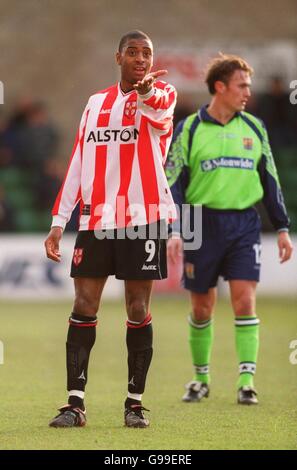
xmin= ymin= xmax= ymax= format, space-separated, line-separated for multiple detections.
xmin=257 ymin=124 xmax=293 ymax=262
xmin=135 ymin=70 xmax=177 ymax=132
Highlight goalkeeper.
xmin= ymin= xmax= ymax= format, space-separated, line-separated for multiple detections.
xmin=166 ymin=54 xmax=293 ymax=405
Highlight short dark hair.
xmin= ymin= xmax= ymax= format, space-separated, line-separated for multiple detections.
xmin=118 ymin=30 xmax=152 ymax=52
xmin=205 ymin=53 xmax=253 ymax=95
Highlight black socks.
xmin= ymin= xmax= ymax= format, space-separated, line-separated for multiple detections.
xmin=126 ymin=314 xmax=153 ymax=395
xmin=66 ymin=313 xmax=97 ymax=395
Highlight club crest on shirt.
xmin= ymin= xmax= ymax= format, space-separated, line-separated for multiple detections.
xmin=185 ymin=262 xmax=195 ymax=279
xmin=124 ymin=100 xmax=137 ymax=118
xmin=73 ymin=248 xmax=84 ymax=266
xmin=243 ymin=137 xmax=253 ymax=150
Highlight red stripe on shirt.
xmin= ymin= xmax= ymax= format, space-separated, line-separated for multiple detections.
xmin=137 ymin=117 xmax=159 ymax=223
xmin=143 ymin=89 xmax=176 ymax=111
xmin=88 ymin=145 xmax=107 ymax=230
xmin=97 ymin=85 xmax=118 ymax=127
xmin=116 ymin=143 xmax=135 ymax=227
xmin=79 ymin=109 xmax=89 ymax=158
xmin=154 ymin=80 xmax=167 ymax=90
xmin=159 ymin=127 xmax=173 ymax=163
xmin=146 ymin=116 xmax=172 ymax=131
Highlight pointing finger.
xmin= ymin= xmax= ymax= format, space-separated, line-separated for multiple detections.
xmin=150 ymin=69 xmax=168 ymax=79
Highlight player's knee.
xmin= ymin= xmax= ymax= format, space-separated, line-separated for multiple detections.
xmin=233 ymin=296 xmax=255 ymax=316
xmin=127 ymin=299 xmax=147 ymax=323
xmin=73 ymin=294 xmax=99 ymax=317
xmin=192 ymin=302 xmax=213 ymax=321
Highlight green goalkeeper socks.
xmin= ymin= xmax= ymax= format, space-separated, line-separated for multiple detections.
xmin=235 ymin=316 xmax=260 ymax=389
xmin=188 ymin=315 xmax=214 ymax=384
xmin=188 ymin=314 xmax=259 ymax=388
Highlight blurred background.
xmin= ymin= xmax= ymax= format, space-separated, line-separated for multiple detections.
xmin=0 ymin=0 xmax=296 ymax=298
xmin=0 ymin=0 xmax=296 ymax=451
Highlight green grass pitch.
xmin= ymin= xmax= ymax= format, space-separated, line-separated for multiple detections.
xmin=0 ymin=296 xmax=296 ymax=450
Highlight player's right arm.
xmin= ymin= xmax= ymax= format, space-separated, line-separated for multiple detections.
xmin=256 ymin=122 xmax=293 ymax=262
xmin=257 ymin=123 xmax=290 ymax=232
xmin=44 ymin=101 xmax=90 ymax=261
xmin=165 ymin=119 xmax=189 ymax=263
xmin=44 ymin=227 xmax=63 ymax=262
xmin=136 ymin=71 xmax=177 ymax=133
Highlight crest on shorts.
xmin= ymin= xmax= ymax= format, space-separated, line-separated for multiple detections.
xmin=124 ymin=100 xmax=137 ymax=118
xmin=73 ymin=248 xmax=84 ymax=266
xmin=243 ymin=137 xmax=253 ymax=150
xmin=185 ymin=262 xmax=195 ymax=279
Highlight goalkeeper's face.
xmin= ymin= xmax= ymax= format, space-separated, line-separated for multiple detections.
xmin=116 ymin=38 xmax=153 ymax=86
xmin=222 ymin=70 xmax=252 ymax=112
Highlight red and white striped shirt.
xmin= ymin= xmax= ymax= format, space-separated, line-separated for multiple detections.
xmin=52 ymin=81 xmax=177 ymax=230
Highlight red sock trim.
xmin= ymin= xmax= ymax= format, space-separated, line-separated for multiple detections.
xmin=126 ymin=313 xmax=152 ymax=329
xmin=69 ymin=320 xmax=98 ymax=327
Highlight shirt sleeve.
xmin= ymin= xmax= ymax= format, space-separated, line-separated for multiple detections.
xmin=51 ymin=102 xmax=89 ymax=230
xmin=137 ymin=82 xmax=177 ymax=133
xmin=257 ymin=124 xmax=290 ymax=231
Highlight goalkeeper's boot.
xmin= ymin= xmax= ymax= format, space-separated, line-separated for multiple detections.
xmin=49 ymin=404 xmax=86 ymax=427
xmin=237 ymin=386 xmax=258 ymax=405
xmin=182 ymin=381 xmax=210 ymax=402
xmin=124 ymin=404 xmax=150 ymax=428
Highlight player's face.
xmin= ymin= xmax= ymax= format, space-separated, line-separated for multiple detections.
xmin=222 ymin=70 xmax=252 ymax=112
xmin=116 ymin=38 xmax=153 ymax=87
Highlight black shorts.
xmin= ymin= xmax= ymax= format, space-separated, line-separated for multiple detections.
xmin=70 ymin=222 xmax=167 ymax=280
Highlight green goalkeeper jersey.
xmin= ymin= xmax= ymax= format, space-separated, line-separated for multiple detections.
xmin=165 ymin=106 xmax=289 ymax=230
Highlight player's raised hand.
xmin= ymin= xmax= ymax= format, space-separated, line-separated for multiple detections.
xmin=167 ymin=236 xmax=183 ymax=265
xmin=278 ymin=231 xmax=293 ymax=263
xmin=44 ymin=227 xmax=63 ymax=262
xmin=134 ymin=69 xmax=168 ymax=95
